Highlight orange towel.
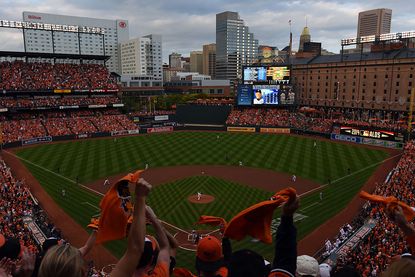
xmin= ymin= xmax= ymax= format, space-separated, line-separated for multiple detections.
xmin=224 ymin=187 xmax=296 ymax=244
xmin=173 ymin=268 xmax=196 ymax=277
xmin=359 ymin=191 xmax=415 ymax=222
xmin=96 ymin=170 xmax=143 ymax=243
xmin=197 ymin=215 xmax=227 ymax=226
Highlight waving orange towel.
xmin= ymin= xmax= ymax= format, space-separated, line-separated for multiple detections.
xmin=197 ymin=215 xmax=228 ymax=233
xmin=96 ymin=170 xmax=143 ymax=243
xmin=224 ymin=187 xmax=296 ymax=244
xmin=173 ymin=268 xmax=196 ymax=277
xmin=359 ymin=191 xmax=415 ymax=221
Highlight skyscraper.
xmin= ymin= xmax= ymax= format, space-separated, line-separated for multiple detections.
xmin=120 ymin=34 xmax=162 ymax=80
xmin=357 ymin=8 xmax=392 ymax=38
xmin=169 ymin=52 xmax=182 ymax=68
xmin=216 ymin=11 xmax=258 ymax=81
xmin=190 ymin=51 xmax=203 ymax=74
xmin=203 ymin=43 xmax=216 ymax=78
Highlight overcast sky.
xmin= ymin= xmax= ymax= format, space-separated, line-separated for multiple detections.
xmin=0 ymin=0 xmax=413 ymax=62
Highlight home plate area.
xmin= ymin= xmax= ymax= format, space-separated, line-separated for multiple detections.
xmin=174 ymin=229 xmax=221 ymax=251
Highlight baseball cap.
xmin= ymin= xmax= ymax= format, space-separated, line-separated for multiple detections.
xmin=196 ymin=236 xmax=223 ymax=272
xmin=296 ymin=255 xmax=319 ymax=277
xmin=319 ymin=263 xmax=332 ymax=277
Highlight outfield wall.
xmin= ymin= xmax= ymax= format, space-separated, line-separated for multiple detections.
xmin=1 ymin=125 xmax=402 ymax=150
xmin=330 ymin=133 xmax=403 ymax=149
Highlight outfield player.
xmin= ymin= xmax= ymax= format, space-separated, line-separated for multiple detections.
xmin=314 ymin=141 xmax=317 ymax=147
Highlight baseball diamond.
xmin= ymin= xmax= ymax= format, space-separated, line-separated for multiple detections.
xmin=3 ymin=132 xmax=398 ymax=270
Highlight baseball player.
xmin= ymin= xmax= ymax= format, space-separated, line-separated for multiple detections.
xmin=292 ymin=175 xmax=297 ymax=182
xmin=103 ymin=179 xmax=110 ymax=186
xmin=197 ymin=192 xmax=202 ymax=201
xmin=61 ymin=189 xmax=66 ymax=197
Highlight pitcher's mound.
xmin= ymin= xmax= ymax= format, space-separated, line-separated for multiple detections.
xmin=188 ymin=194 xmax=215 ymax=204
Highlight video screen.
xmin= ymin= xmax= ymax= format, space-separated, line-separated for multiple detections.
xmin=237 ymin=85 xmax=253 ymax=106
xmin=252 ymin=85 xmax=295 ymax=105
xmin=243 ymin=67 xmax=267 ymax=83
xmin=267 ymin=66 xmax=290 ymax=84
xmin=252 ymin=85 xmax=279 ymax=105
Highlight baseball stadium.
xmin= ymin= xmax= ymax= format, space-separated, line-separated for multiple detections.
xmin=1 ymin=11 xmax=415 ymax=277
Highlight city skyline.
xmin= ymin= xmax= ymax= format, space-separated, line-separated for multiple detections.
xmin=0 ymin=0 xmax=413 ymax=62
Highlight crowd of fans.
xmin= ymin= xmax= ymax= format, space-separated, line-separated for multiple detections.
xmin=226 ymin=107 xmax=409 ymax=134
xmin=0 ymin=61 xmax=118 ymax=91
xmin=226 ymin=108 xmax=335 ymax=133
xmin=333 ymin=141 xmax=415 ymax=276
xmin=0 ymin=96 xmax=121 ymax=109
xmin=0 ymin=158 xmax=68 ymax=275
xmin=1 ymin=110 xmax=139 ymax=143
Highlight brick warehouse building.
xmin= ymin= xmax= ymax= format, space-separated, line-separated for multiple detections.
xmin=291 ymin=47 xmax=415 ymax=112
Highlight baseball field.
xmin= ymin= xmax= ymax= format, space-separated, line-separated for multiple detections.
xmin=11 ymin=132 xmax=394 ymax=269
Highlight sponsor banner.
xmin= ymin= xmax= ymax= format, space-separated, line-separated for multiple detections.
xmin=147 ymin=126 xmax=174 ymax=133
xmin=59 ymin=105 xmax=79 ymax=109
xmin=154 ymin=115 xmax=169 ymax=121
xmin=88 ymin=104 xmax=107 ymax=108
xmin=227 ymin=126 xmax=256 ymax=133
xmin=128 ymin=129 xmax=140 ymax=135
xmin=362 ymin=138 xmax=403 ymax=149
xmin=77 ymin=134 xmax=89 ymax=139
xmin=54 ymin=89 xmax=72 ymax=93
xmin=111 ymin=130 xmax=128 ymax=136
xmin=260 ymin=127 xmax=290 ymax=134
xmin=22 ymin=136 xmax=52 ymax=146
xmin=110 ymin=130 xmax=139 ymax=136
xmin=112 ymin=103 xmax=124 ymax=107
xmin=330 ymin=134 xmax=362 ymax=143
xmin=90 ymin=89 xmax=119 ymax=93
xmin=0 ymin=108 xmax=7 ymax=112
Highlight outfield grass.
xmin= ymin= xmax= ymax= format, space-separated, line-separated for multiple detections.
xmin=17 ymin=132 xmax=388 ymax=184
xmin=15 ymin=132 xmax=390 ymax=269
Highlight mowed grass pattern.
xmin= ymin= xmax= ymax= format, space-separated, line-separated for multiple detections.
xmin=15 ymin=132 xmax=390 ymax=268
xmin=16 ymin=132 xmax=389 ymax=184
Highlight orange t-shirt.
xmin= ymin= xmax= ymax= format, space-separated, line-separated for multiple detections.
xmin=141 ymin=262 xmax=169 ymax=277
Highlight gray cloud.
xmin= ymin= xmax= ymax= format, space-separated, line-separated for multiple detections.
xmin=0 ymin=0 xmax=413 ymax=62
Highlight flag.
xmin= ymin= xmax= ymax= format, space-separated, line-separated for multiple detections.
xmin=224 ymin=187 xmax=296 ymax=244
xmin=360 ymin=191 xmax=415 ymax=221
xmin=96 ymin=170 xmax=143 ymax=243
